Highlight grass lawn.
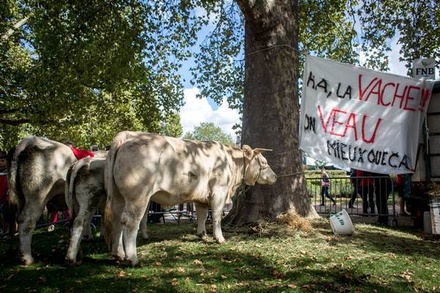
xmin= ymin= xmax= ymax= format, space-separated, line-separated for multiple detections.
xmin=0 ymin=217 xmax=439 ymax=293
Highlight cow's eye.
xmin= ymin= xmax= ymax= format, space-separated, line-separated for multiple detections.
xmin=259 ymin=160 xmax=268 ymax=169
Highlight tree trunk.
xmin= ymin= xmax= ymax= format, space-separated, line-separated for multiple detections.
xmin=226 ymin=0 xmax=318 ymax=225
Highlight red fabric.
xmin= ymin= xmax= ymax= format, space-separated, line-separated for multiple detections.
xmin=0 ymin=175 xmax=8 ymax=205
xmin=356 ymin=170 xmax=374 ymax=187
xmin=50 ymin=211 xmax=59 ymax=223
xmin=70 ymin=147 xmax=95 ymax=160
xmin=396 ymin=174 xmax=403 ymax=186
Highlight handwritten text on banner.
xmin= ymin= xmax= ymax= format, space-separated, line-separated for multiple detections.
xmin=299 ymin=55 xmax=434 ymax=174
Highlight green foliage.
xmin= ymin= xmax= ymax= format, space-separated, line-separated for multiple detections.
xmin=190 ymin=2 xmax=244 ymax=113
xmin=0 ymin=0 xmax=210 ymax=149
xmin=192 ymin=0 xmax=439 ymax=106
xmin=305 ymin=170 xmax=354 ymax=199
xmin=160 ymin=112 xmax=183 ymax=138
xmin=2 ymin=0 xmax=438 ymax=149
xmin=299 ymin=0 xmax=360 ymax=64
xmin=358 ymin=0 xmax=439 ymax=73
xmin=184 ymin=121 xmax=234 ymax=145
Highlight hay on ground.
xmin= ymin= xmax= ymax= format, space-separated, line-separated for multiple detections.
xmin=277 ymin=211 xmax=313 ymax=233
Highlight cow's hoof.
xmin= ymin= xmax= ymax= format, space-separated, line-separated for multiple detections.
xmin=22 ymin=255 xmax=34 ymax=266
xmin=111 ymin=253 xmax=125 ymax=263
xmin=66 ymin=258 xmax=76 ymax=266
xmin=215 ymin=237 xmax=226 ymax=244
xmin=66 ymin=256 xmax=83 ymax=266
xmin=123 ymin=258 xmax=139 ymax=267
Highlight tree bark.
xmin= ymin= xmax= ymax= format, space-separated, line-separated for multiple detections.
xmin=226 ymin=0 xmax=318 ymax=225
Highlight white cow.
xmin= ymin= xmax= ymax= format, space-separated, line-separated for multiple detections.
xmin=65 ymin=157 xmax=106 ymax=265
xmin=104 ymin=131 xmax=277 ymax=266
xmin=8 ymin=137 xmax=77 ymax=265
xmin=65 ymin=156 xmax=155 ymax=265
xmin=8 ymin=136 xmax=98 ymax=265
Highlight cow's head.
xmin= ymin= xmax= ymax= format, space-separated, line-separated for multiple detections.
xmin=242 ymin=145 xmax=277 ymax=186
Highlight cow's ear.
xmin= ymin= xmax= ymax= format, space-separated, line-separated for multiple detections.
xmin=242 ymin=145 xmax=254 ymax=159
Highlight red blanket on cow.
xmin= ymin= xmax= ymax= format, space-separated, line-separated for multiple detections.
xmin=70 ymin=147 xmax=95 ymax=160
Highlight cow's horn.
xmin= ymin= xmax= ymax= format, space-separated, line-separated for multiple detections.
xmin=254 ymin=148 xmax=273 ymax=152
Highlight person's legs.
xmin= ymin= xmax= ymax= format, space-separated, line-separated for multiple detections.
xmin=325 ymin=189 xmax=336 ymax=205
xmin=368 ymin=187 xmax=375 ymax=214
xmin=349 ymin=183 xmax=358 ymax=207
xmin=375 ymin=191 xmax=388 ymax=223
xmin=50 ymin=211 xmax=59 ymax=223
xmin=397 ymin=185 xmax=410 ymax=216
xmin=360 ymin=187 xmax=369 ymax=214
xmin=48 ymin=211 xmax=58 ymax=232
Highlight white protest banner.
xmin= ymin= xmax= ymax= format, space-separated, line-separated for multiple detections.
xmin=299 ymin=55 xmax=435 ymax=174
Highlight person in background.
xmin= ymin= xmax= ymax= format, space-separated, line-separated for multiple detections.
xmin=320 ymin=169 xmax=336 ymax=206
xmin=371 ymin=172 xmax=393 ymax=225
xmin=1 ymin=151 xmax=10 ymax=234
xmin=395 ymin=174 xmax=410 ymax=216
xmin=357 ymin=169 xmax=375 ymax=215
xmin=348 ymin=168 xmax=359 ymax=208
xmin=47 ymin=194 xmax=70 ymax=232
xmin=0 ymin=150 xmax=16 ymax=236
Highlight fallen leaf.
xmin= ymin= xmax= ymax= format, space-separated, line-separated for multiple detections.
xmin=400 ymin=270 xmax=413 ymax=282
xmin=171 ymin=278 xmax=178 ymax=286
xmin=193 ymin=259 xmax=203 ymax=265
xmin=7 ymin=274 xmax=15 ymax=281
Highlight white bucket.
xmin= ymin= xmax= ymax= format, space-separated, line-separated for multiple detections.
xmin=429 ymin=203 xmax=440 ymax=235
xmin=330 ymin=209 xmax=355 ymax=235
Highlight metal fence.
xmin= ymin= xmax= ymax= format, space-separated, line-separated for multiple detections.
xmin=306 ymin=175 xmax=400 ymax=226
xmin=0 ymin=175 xmax=408 ymax=238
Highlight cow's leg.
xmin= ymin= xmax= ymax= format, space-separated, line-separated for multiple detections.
xmin=82 ymin=209 xmax=95 ymax=240
xmin=18 ymin=200 xmax=45 ymax=265
xmin=121 ymin=202 xmax=146 ymax=266
xmin=109 ymin=200 xmax=125 ymax=262
xmin=139 ymin=210 xmax=149 ymax=239
xmin=211 ymin=206 xmax=226 ymax=243
xmin=194 ymin=203 xmax=208 ymax=239
xmin=66 ymin=207 xmax=91 ymax=265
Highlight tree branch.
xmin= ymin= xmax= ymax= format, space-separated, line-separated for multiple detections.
xmin=0 ymin=108 xmax=24 ymax=115
xmin=1 ymin=16 xmax=30 ymax=41
xmin=0 ymin=118 xmax=31 ymax=126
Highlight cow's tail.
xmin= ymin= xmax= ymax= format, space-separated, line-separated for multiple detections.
xmin=65 ymin=162 xmax=75 ymax=225
xmin=65 ymin=158 xmax=90 ymax=222
xmin=104 ymin=131 xmax=136 ymax=246
xmin=7 ymin=137 xmax=36 ymax=214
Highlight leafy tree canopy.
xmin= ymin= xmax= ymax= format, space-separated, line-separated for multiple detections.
xmin=1 ymin=0 xmax=208 ymax=149
xmin=184 ymin=122 xmax=234 ymax=145
xmin=191 ymin=0 xmax=439 ymax=106
xmin=1 ymin=0 xmax=438 ymax=150
xmin=160 ymin=112 xmax=183 ymax=138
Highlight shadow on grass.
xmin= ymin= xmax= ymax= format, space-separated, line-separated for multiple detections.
xmin=0 ymin=221 xmax=438 ymax=292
